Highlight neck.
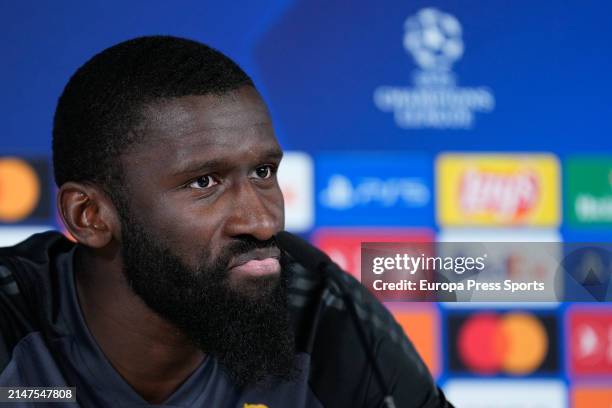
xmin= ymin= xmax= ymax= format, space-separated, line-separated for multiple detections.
xmin=74 ymin=245 xmax=205 ymax=404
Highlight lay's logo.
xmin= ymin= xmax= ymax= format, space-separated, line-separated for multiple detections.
xmin=437 ymin=154 xmax=560 ymax=226
xmin=459 ymin=168 xmax=539 ymax=220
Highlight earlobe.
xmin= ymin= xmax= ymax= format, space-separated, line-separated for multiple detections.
xmin=57 ymin=182 xmax=119 ymax=248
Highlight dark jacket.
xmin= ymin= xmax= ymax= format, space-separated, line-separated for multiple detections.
xmin=0 ymin=231 xmax=451 ymax=407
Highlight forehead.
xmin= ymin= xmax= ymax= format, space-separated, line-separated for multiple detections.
xmin=139 ymin=86 xmax=273 ymax=147
xmin=123 ymin=87 xmax=280 ymax=179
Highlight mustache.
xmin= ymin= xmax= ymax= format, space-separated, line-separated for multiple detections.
xmin=218 ymin=236 xmax=279 ymax=268
xmin=227 ymin=236 xmax=278 ymax=253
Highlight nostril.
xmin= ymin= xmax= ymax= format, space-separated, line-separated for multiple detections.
xmin=225 ymin=182 xmax=283 ymax=241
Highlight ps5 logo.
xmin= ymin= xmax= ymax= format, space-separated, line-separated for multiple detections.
xmin=319 ymin=174 xmax=430 ymax=210
xmin=374 ymin=8 xmax=495 ymax=129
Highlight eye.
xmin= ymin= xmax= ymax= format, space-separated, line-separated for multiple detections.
xmin=188 ymin=175 xmax=219 ymax=190
xmin=252 ymin=165 xmax=275 ymax=179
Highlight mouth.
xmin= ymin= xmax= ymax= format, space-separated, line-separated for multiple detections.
xmin=227 ymin=247 xmax=282 ymax=278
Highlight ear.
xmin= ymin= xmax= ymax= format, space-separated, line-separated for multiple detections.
xmin=57 ymin=182 xmax=121 ymax=248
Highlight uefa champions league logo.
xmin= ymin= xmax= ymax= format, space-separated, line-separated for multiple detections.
xmin=374 ymin=8 xmax=495 ymax=129
xmin=403 ymin=8 xmax=464 ymax=72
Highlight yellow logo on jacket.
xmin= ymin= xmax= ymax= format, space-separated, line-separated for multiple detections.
xmin=436 ymin=153 xmax=560 ymax=227
xmin=244 ymin=404 xmax=268 ymax=408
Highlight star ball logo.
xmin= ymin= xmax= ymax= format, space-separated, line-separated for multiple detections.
xmin=374 ymin=8 xmax=495 ymax=129
xmin=403 ymin=7 xmax=463 ymax=72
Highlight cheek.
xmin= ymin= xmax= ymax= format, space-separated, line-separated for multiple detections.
xmin=144 ymin=200 xmax=223 ymax=266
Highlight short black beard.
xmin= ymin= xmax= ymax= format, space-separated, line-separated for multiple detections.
xmin=116 ymin=202 xmax=297 ymax=389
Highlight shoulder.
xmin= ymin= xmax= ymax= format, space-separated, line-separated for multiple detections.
xmin=287 ymin=260 xmax=408 ymax=353
xmin=287 ymin=261 xmax=450 ymax=407
xmin=0 ymin=231 xmax=73 ymax=264
xmin=0 ymin=231 xmax=73 ymax=371
xmin=0 ymin=230 xmax=73 ymax=318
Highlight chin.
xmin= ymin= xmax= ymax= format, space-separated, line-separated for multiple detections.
xmin=229 ymin=273 xmax=282 ymax=300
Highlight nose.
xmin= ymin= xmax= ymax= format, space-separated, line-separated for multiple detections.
xmin=223 ymin=179 xmax=283 ymax=242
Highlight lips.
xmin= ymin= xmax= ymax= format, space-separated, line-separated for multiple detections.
xmin=227 ymin=247 xmax=281 ymax=277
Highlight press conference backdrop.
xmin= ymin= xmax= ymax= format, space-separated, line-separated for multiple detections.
xmin=1 ymin=1 xmax=611 ymax=406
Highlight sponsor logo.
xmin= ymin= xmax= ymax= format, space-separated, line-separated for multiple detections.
xmin=568 ymin=308 xmax=612 ymax=376
xmin=277 ymin=151 xmax=314 ymax=232
xmin=311 ymin=228 xmax=433 ymax=280
xmin=386 ymin=304 xmax=439 ymax=376
xmin=437 ymin=230 xmax=562 ymax=303
xmin=572 ymin=387 xmax=612 ymax=408
xmin=561 ymin=244 xmax=612 ymax=302
xmin=373 ymin=8 xmax=495 ymax=129
xmin=436 ymin=154 xmax=560 ymax=226
xmin=447 ymin=311 xmax=558 ymax=375
xmin=459 ymin=169 xmax=538 ymax=220
xmin=0 ymin=157 xmax=52 ymax=224
xmin=444 ymin=379 xmax=567 ymax=408
xmin=316 ymin=153 xmax=432 ymax=226
xmin=566 ymin=157 xmax=612 ymax=225
xmin=320 ymin=174 xmax=429 ymax=210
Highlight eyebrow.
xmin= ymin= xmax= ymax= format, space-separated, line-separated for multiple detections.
xmin=170 ymin=147 xmax=284 ymax=178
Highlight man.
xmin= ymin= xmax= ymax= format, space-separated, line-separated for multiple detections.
xmin=0 ymin=36 xmax=451 ymax=407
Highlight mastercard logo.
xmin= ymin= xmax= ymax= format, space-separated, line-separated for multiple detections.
xmin=456 ymin=312 xmax=549 ymax=375
xmin=0 ymin=157 xmax=41 ymax=222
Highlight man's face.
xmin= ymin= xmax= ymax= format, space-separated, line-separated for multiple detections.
xmin=113 ymin=86 xmax=295 ymax=388
xmin=122 ymin=86 xmax=285 ymax=290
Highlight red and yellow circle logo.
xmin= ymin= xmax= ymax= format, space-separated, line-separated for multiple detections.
xmin=457 ymin=312 xmax=548 ymax=375
xmin=0 ymin=157 xmax=41 ymax=222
